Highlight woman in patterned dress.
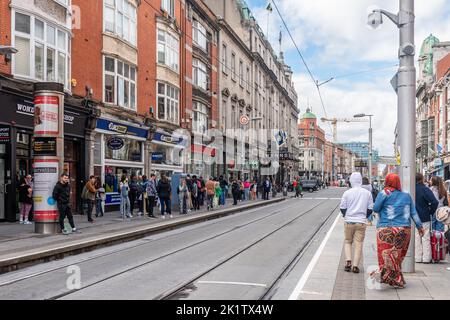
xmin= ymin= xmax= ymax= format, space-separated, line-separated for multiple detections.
xmin=371 ymin=173 xmax=425 ymax=288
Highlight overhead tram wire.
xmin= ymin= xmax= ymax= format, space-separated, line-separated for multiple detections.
xmin=271 ymin=0 xmax=334 ymax=132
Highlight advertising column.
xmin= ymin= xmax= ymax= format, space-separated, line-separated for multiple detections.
xmin=33 ymin=83 xmax=64 ymax=234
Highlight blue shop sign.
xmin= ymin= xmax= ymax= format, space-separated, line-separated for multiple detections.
xmin=96 ymin=118 xmax=148 ymax=138
xmin=107 ymin=137 xmax=125 ymax=150
xmin=105 ymin=193 xmax=122 ymax=206
xmin=153 ymin=132 xmax=186 ymax=146
xmin=152 ymin=152 xmax=165 ymax=161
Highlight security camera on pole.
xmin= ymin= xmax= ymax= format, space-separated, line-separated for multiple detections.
xmin=368 ymin=0 xmax=416 ymax=272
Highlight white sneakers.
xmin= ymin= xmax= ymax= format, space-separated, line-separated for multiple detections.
xmin=19 ymin=220 xmax=32 ymax=225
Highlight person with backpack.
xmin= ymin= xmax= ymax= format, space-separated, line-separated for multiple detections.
xmin=146 ymin=174 xmax=157 ymax=218
xmin=53 ymin=173 xmax=76 ymax=234
xmin=231 ymin=180 xmax=240 ymax=205
xmin=82 ymin=175 xmax=98 ymax=223
xmin=119 ymin=175 xmax=131 ymax=219
xmin=263 ymin=178 xmax=271 ymax=200
xmin=429 ymin=176 xmax=447 ymax=232
xmin=156 ymin=174 xmax=172 ymax=218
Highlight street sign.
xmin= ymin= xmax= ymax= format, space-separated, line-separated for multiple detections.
xmin=239 ymin=115 xmax=249 ymax=125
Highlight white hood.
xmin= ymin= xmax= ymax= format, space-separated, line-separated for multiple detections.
xmin=349 ymin=172 xmax=362 ymax=188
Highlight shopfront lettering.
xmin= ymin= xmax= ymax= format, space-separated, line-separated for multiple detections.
xmin=108 ymin=123 xmax=128 ymax=134
xmin=17 ymin=103 xmax=34 ymax=115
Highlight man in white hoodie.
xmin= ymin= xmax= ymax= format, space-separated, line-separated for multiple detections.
xmin=340 ymin=172 xmax=374 ymax=273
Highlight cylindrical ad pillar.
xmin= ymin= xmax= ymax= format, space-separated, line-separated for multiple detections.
xmin=33 ymin=83 xmax=65 ymax=234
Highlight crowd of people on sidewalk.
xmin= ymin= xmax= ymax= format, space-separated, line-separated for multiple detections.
xmin=340 ymin=171 xmax=450 ymax=289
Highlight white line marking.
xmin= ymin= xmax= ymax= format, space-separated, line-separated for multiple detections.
xmin=299 ymin=290 xmax=326 ymax=296
xmin=197 ymin=281 xmax=267 ymax=287
xmin=288 ymin=212 xmax=341 ymax=300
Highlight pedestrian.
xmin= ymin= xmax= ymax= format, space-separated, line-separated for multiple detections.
xmin=53 ymin=173 xmax=76 ymax=234
xmin=244 ymin=179 xmax=251 ymax=201
xmin=362 ymin=176 xmax=376 ymax=225
xmin=251 ymin=180 xmax=257 ymax=200
xmin=146 ymin=173 xmax=157 ymax=218
xmin=293 ymin=179 xmax=299 ymax=198
xmin=429 ymin=176 xmax=447 ymax=232
xmin=157 ymin=174 xmax=172 ymax=219
xmin=214 ymin=178 xmax=222 ymax=209
xmin=128 ymin=174 xmax=139 ymax=217
xmin=94 ymin=176 xmax=105 ymax=217
xmin=297 ymin=179 xmax=303 ymax=198
xmin=83 ymin=175 xmax=98 ymax=223
xmin=119 ymin=175 xmax=131 ymax=219
xmin=18 ymin=177 xmax=33 ymax=224
xmin=231 ymin=180 xmax=240 ymax=205
xmin=206 ymin=177 xmax=215 ymax=210
xmin=177 ymin=178 xmax=189 ymax=214
xmin=415 ymin=173 xmax=438 ymax=263
xmin=137 ymin=175 xmax=147 ymax=216
xmin=191 ymin=175 xmax=199 ymax=211
xmin=263 ymin=178 xmax=271 ymax=200
xmin=219 ymin=175 xmax=228 ymax=205
xmin=371 ymin=173 xmax=424 ymax=288
xmin=339 ymin=172 xmax=374 ymax=274
xmin=186 ymin=174 xmax=193 ymax=211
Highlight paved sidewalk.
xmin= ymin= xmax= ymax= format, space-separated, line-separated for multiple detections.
xmin=0 ymin=195 xmax=287 ymax=273
xmin=296 ymin=215 xmax=450 ymax=300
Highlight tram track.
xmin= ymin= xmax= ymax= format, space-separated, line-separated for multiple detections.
xmin=157 ymin=201 xmax=338 ymax=300
xmin=41 ymin=199 xmax=327 ymax=300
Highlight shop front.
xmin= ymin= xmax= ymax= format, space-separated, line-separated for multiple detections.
xmin=92 ymin=118 xmax=149 ymax=208
xmin=0 ymin=89 xmax=89 ymax=221
xmin=150 ymin=131 xmax=187 ymax=179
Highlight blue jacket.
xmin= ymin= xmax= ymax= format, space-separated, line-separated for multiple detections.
xmin=373 ymin=190 xmax=423 ymax=229
xmin=415 ymin=183 xmax=439 ymax=223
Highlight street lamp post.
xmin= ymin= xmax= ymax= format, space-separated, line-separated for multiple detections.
xmin=354 ymin=114 xmax=373 ymax=183
xmin=368 ymin=0 xmax=416 ymax=273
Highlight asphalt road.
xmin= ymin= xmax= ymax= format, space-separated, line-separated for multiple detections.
xmin=0 ymin=188 xmax=345 ymax=300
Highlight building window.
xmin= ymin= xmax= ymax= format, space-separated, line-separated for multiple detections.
xmin=157 ymin=82 xmax=179 ymax=124
xmin=193 ymin=58 xmax=209 ymax=91
xmin=246 ymin=66 xmax=250 ymax=92
xmin=239 ymin=60 xmax=244 ymax=87
xmin=231 ymin=52 xmax=236 ymax=81
xmin=222 ymin=43 xmax=227 ymax=74
xmin=13 ymin=11 xmax=70 ymax=88
xmin=161 ymin=0 xmax=174 ymax=17
xmin=157 ymin=28 xmax=179 ymax=72
xmin=192 ymin=20 xmax=208 ymax=52
xmin=104 ymin=56 xmax=136 ymax=110
xmin=193 ymin=101 xmax=209 ymax=134
xmin=104 ymin=0 xmax=137 ymax=46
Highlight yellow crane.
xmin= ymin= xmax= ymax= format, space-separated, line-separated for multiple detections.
xmin=320 ymin=117 xmax=369 ymax=143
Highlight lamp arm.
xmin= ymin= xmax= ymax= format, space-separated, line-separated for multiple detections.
xmin=374 ymin=9 xmax=399 ymax=26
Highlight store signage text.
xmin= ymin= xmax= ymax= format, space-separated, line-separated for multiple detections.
xmin=108 ymin=123 xmax=128 ymax=134
xmin=0 ymin=126 xmax=10 ymax=143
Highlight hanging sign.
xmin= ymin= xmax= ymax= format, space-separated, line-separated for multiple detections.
xmin=107 ymin=137 xmax=125 ymax=150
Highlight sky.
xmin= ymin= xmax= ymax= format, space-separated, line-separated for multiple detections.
xmin=245 ymin=0 xmax=450 ymax=156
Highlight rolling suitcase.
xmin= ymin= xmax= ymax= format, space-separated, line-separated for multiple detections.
xmin=430 ymin=219 xmax=448 ymax=263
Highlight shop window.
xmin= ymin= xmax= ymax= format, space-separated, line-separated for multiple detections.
xmin=105 ymin=137 xmax=142 ymax=162
xmin=151 ymin=143 xmax=182 ymax=166
xmin=13 ymin=11 xmax=70 ymax=88
xmin=105 ymin=166 xmax=142 ymax=194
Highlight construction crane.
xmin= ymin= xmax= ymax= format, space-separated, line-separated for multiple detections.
xmin=320 ymin=117 xmax=369 ymax=143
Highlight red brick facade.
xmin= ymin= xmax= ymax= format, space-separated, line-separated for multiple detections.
xmin=0 ymin=0 xmax=12 ymax=75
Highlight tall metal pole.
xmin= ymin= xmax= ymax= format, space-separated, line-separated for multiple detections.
xmin=398 ymin=0 xmax=416 ymax=273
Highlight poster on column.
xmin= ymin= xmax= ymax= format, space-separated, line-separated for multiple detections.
xmin=33 ymin=160 xmax=59 ymax=222
xmin=34 ymin=96 xmax=59 ymax=135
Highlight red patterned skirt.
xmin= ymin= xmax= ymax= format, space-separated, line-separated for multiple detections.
xmin=376 ymin=227 xmax=411 ymax=287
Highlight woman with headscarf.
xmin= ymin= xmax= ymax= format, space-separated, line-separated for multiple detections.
xmin=372 ymin=173 xmax=425 ymax=288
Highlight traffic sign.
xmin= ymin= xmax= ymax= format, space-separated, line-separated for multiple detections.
xmin=240 ymin=115 xmax=250 ymax=125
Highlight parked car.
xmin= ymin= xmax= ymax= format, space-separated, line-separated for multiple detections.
xmin=301 ymin=180 xmax=319 ymax=192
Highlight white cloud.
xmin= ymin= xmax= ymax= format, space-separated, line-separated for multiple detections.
xmin=248 ymin=0 xmax=450 ymax=156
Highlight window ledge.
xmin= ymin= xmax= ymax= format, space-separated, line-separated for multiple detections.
xmin=102 ymin=32 xmax=138 ymax=52
xmin=156 ymin=63 xmax=180 ymax=75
